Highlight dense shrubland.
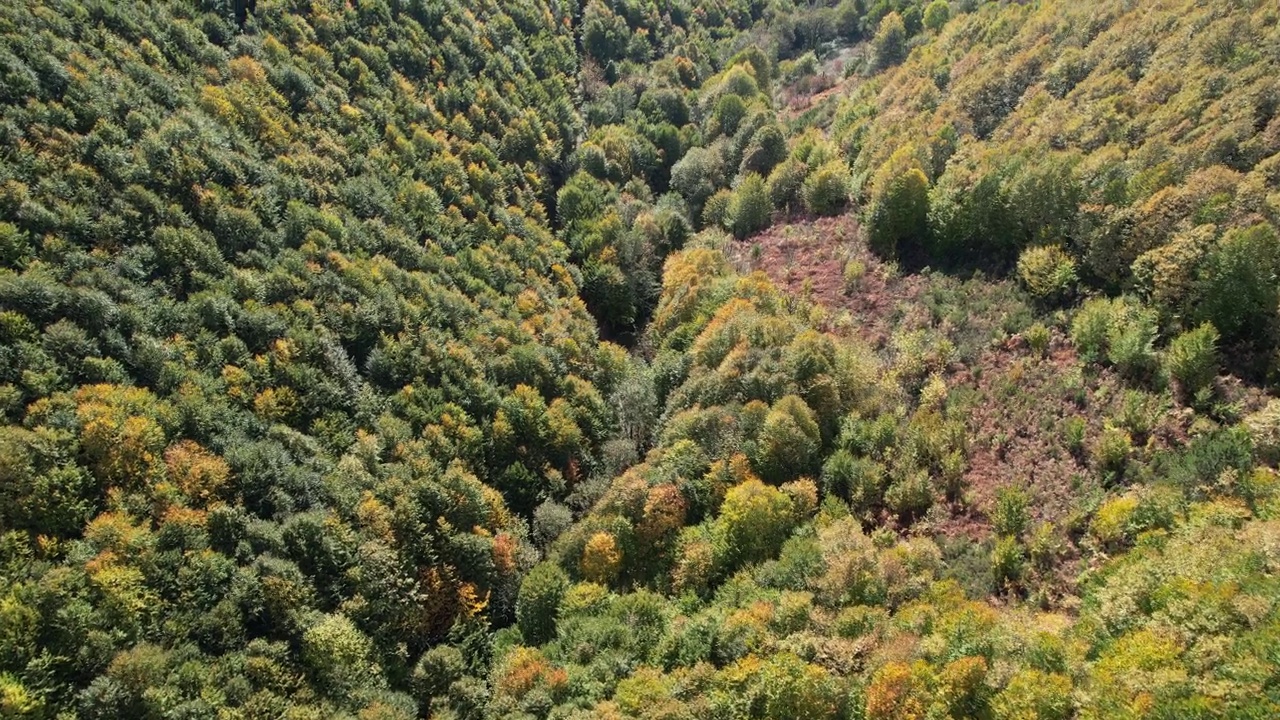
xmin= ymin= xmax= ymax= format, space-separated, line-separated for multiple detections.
xmin=2 ymin=1 xmax=1280 ymax=719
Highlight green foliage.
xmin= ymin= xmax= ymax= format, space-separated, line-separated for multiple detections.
xmin=802 ymin=160 xmax=853 ymax=216
xmin=1016 ymin=246 xmax=1077 ymax=305
xmin=766 ymin=159 xmax=810 ymax=214
xmin=1193 ymin=223 xmax=1280 ymax=349
xmin=1070 ymin=297 xmax=1158 ymax=381
xmin=867 ymin=167 xmax=931 ymax=259
xmin=517 ymin=563 xmax=570 ymax=646
xmin=992 ymin=486 xmax=1030 ymax=537
xmin=725 ymin=173 xmax=773 ymax=239
xmin=754 ymin=395 xmax=821 ymax=484
xmin=1164 ymin=323 xmax=1220 ymax=399
xmin=873 ymin=12 xmax=910 ymax=70
xmin=923 ymin=1 xmax=951 ymax=34
xmin=1025 ymin=322 xmax=1051 ymax=357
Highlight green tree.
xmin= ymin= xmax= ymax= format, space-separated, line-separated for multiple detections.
xmin=802 ymin=160 xmax=852 ymax=216
xmin=516 ymin=562 xmax=570 ymax=645
xmin=754 ymin=395 xmax=821 ymax=484
xmin=923 ymin=1 xmax=951 ymax=34
xmin=725 ymin=173 xmax=773 ymax=239
xmin=867 ymin=167 xmax=930 ymax=259
xmin=301 ymin=613 xmax=383 ymax=697
xmin=1192 ymin=223 xmax=1280 ymax=348
xmin=739 ymin=124 xmax=788 ymax=176
xmin=872 ymin=12 xmax=909 ymax=70
xmin=714 ymin=477 xmax=798 ymax=571
xmin=1164 ymin=323 xmax=1219 ymax=399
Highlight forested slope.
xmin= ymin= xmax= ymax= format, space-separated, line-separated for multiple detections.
xmin=2 ymin=1 xmax=1280 ymax=719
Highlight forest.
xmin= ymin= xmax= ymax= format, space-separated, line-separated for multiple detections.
xmin=1 ymin=0 xmax=1279 ymax=718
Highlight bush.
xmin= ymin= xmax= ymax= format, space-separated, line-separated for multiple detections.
xmin=1106 ymin=304 xmax=1159 ymax=382
xmin=1025 ymin=323 xmax=1051 ymax=357
xmin=991 ymin=535 xmax=1025 ymax=590
xmin=1094 ymin=423 xmax=1132 ymax=478
xmin=1090 ymin=493 xmax=1151 ymax=548
xmin=1069 ymin=297 xmax=1115 ymax=363
xmin=885 ymin=470 xmax=934 ymax=521
xmin=1070 ymin=296 xmax=1158 ymax=380
xmin=1016 ymin=245 xmax=1077 ymax=305
xmin=991 ymin=486 xmax=1030 ymax=537
xmin=1164 ymin=323 xmax=1219 ymax=400
xmin=1063 ymin=417 xmax=1086 ymax=456
xmin=802 ymin=160 xmax=852 ymax=216
xmin=1246 ymin=399 xmax=1280 ymax=465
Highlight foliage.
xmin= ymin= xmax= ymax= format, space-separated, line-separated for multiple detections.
xmin=1017 ymin=246 xmax=1078 ymax=305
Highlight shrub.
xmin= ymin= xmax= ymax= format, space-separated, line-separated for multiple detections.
xmin=1106 ymin=304 xmax=1159 ymax=382
xmin=991 ymin=535 xmax=1025 ymax=590
xmin=1063 ymin=417 xmax=1086 ymax=456
xmin=1025 ymin=323 xmax=1051 ymax=357
xmin=1070 ymin=296 xmax=1158 ymax=380
xmin=1164 ymin=323 xmax=1219 ymax=400
xmin=1093 ymin=423 xmax=1132 ymax=478
xmin=885 ymin=470 xmax=934 ymax=521
xmin=1245 ymin=399 xmax=1280 ymax=465
xmin=991 ymin=486 xmax=1030 ymax=537
xmin=802 ymin=160 xmax=852 ymax=216
xmin=1070 ymin=297 xmax=1115 ymax=363
xmin=1016 ymin=245 xmax=1077 ymax=305
xmin=843 ymin=259 xmax=866 ymax=294
xmin=1090 ymin=494 xmax=1139 ymax=547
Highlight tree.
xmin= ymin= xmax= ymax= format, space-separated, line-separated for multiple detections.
xmin=714 ymin=477 xmax=797 ymax=571
xmin=802 ymin=160 xmax=852 ymax=216
xmin=739 ymin=124 xmax=787 ymax=176
xmin=301 ymin=613 xmax=383 ymax=697
xmin=516 ymin=562 xmax=570 ymax=645
xmin=923 ymin=1 xmax=950 ymax=34
xmin=725 ymin=173 xmax=773 ymax=239
xmin=867 ymin=167 xmax=930 ymax=259
xmin=872 ymin=13 xmax=909 ymax=70
xmin=767 ymin=159 xmax=809 ymax=213
xmin=1164 ymin=323 xmax=1219 ymax=400
xmin=754 ymin=395 xmax=821 ymax=484
xmin=579 ymin=531 xmax=622 ymax=584
xmin=1192 ymin=223 xmax=1280 ymax=348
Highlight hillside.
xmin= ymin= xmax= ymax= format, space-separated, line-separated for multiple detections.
xmin=1 ymin=1 xmax=1279 ymax=719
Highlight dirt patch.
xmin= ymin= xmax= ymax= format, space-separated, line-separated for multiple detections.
xmin=728 ymin=214 xmax=1206 ymax=560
